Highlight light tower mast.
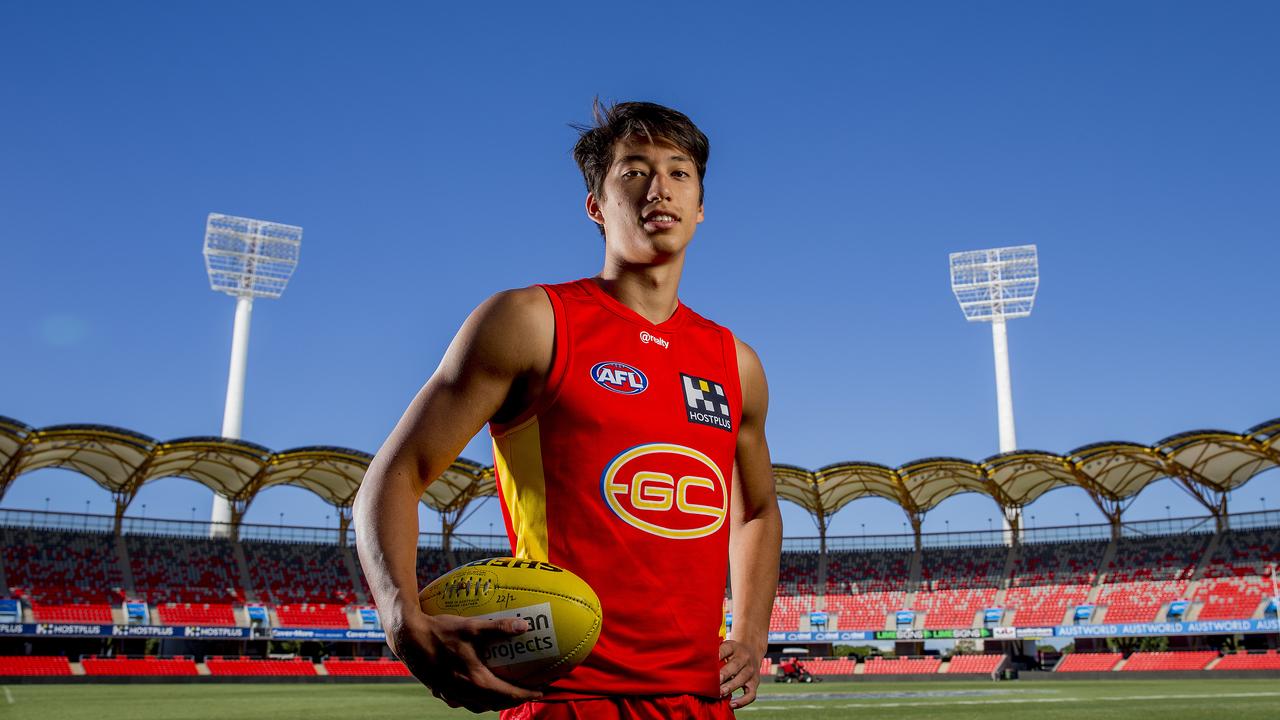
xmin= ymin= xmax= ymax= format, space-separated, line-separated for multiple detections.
xmin=203 ymin=213 xmax=302 ymax=532
xmin=950 ymin=245 xmax=1039 ymax=539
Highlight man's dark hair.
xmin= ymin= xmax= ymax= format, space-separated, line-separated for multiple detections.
xmin=572 ymin=100 xmax=709 ymax=234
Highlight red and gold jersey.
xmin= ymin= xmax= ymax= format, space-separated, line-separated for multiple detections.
xmin=490 ymin=278 xmax=741 ymax=699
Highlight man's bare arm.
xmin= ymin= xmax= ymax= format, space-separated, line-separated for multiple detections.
xmin=718 ymin=338 xmax=783 ymax=709
xmin=353 ymin=287 xmax=552 ymax=712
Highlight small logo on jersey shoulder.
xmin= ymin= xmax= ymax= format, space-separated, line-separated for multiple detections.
xmin=639 ymin=331 xmax=669 ymax=349
xmin=681 ymin=373 xmax=732 ymax=432
xmin=591 ymin=361 xmax=648 ymax=395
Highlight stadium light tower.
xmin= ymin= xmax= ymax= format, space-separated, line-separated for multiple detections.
xmin=203 ymin=213 xmax=302 ymax=530
xmin=949 ymin=245 xmax=1038 ymax=454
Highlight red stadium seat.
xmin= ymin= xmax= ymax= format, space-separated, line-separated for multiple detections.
xmin=0 ymin=656 xmax=73 ymax=676
xmin=1121 ymin=651 xmax=1218 ymax=672
xmin=863 ymin=657 xmax=941 ymax=675
xmin=322 ymin=657 xmax=412 ymax=677
xmin=1213 ymin=651 xmax=1280 ymax=671
xmin=81 ymin=656 xmax=198 ymax=676
xmin=205 ymin=657 xmax=317 ymax=677
xmin=1055 ymin=653 xmax=1122 ymax=672
xmin=946 ymin=654 xmax=1004 ymax=674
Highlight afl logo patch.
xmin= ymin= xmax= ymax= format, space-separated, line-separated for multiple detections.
xmin=591 ymin=361 xmax=648 ymax=395
xmin=600 ymin=443 xmax=728 ymax=540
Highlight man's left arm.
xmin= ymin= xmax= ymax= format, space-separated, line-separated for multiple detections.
xmin=718 ymin=338 xmax=783 ymax=709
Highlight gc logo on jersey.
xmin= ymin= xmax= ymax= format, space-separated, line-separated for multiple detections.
xmin=591 ymin=361 xmax=648 ymax=395
xmin=600 ymin=442 xmax=728 ymax=540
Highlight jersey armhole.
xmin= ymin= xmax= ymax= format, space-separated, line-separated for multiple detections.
xmin=720 ymin=326 xmax=744 ymax=431
xmin=490 ymin=284 xmax=570 ymax=437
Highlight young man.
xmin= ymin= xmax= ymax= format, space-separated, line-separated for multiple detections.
xmin=354 ymin=101 xmax=782 ymax=718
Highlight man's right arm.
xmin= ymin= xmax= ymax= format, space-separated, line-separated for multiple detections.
xmin=353 ymin=287 xmax=552 ymax=712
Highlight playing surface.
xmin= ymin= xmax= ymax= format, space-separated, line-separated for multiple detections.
xmin=2 ymin=679 xmax=1278 ymax=719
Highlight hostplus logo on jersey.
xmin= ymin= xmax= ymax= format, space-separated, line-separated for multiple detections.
xmin=591 ymin=361 xmax=648 ymax=395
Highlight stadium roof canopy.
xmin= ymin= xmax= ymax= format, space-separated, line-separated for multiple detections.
xmin=2 ymin=413 xmax=1276 ymax=547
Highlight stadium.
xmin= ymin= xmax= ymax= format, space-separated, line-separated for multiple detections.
xmin=2 ymin=414 xmax=1277 ymax=717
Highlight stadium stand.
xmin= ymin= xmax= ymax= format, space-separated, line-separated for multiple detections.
xmin=803 ymin=657 xmax=857 ymax=676
xmin=1054 ymin=653 xmax=1122 ymax=673
xmin=242 ymin=540 xmax=357 ymax=605
xmin=778 ymin=551 xmax=821 ymax=594
xmin=946 ymin=654 xmax=1004 ymax=674
xmin=863 ymin=657 xmax=942 ymax=675
xmin=1 ymin=527 xmax=124 ymax=623
xmin=1213 ymin=651 xmax=1280 ymax=671
xmin=768 ymin=594 xmax=817 ymax=631
xmin=126 ymin=534 xmax=243 ymax=604
xmin=322 ymin=657 xmax=412 ymax=677
xmin=205 ymin=657 xmax=317 ymax=677
xmin=1121 ymin=651 xmax=1218 ymax=672
xmin=825 ymin=548 xmax=911 ymax=593
xmin=156 ymin=602 xmax=238 ymax=626
xmin=81 ymin=656 xmax=198 ymax=676
xmin=1194 ymin=527 xmax=1280 ymax=620
xmin=0 ymin=656 xmax=73 ymax=676
xmin=275 ymin=603 xmax=350 ymax=628
xmin=1096 ymin=534 xmax=1208 ymax=623
xmin=825 ymin=591 xmax=903 ymax=630
xmin=1006 ymin=539 xmax=1107 ymax=627
xmin=414 ymin=546 xmax=492 ymax=589
xmin=915 ymin=545 xmax=1005 ymax=629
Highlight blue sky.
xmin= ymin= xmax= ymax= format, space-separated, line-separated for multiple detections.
xmin=2 ymin=1 xmax=1277 ymax=539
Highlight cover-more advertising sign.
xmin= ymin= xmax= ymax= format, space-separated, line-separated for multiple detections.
xmin=809 ymin=612 xmax=828 ymax=627
xmin=271 ymin=627 xmax=387 ymax=641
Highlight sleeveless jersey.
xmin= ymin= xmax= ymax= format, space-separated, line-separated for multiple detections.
xmin=490 ymin=278 xmax=742 ymax=699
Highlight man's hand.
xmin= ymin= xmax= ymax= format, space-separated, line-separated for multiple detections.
xmin=718 ymin=638 xmax=762 ymax=709
xmin=389 ymin=609 xmax=543 ymax=713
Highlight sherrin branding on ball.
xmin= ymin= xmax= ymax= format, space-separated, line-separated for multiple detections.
xmin=419 ymin=557 xmax=602 ymax=687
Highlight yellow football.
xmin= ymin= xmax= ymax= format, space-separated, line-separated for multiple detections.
xmin=419 ymin=557 xmax=602 ymax=687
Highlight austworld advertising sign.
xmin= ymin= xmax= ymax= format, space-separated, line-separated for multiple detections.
xmin=1054 ymin=618 xmax=1279 ymax=639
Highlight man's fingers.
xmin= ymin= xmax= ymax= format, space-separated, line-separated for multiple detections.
xmin=465 ymin=659 xmax=544 ymax=702
xmin=720 ymin=655 xmax=754 ymax=696
xmin=472 ymin=617 xmax=531 ymax=638
xmin=718 ymin=640 xmax=734 ymax=662
xmin=730 ymin=678 xmax=759 ymax=709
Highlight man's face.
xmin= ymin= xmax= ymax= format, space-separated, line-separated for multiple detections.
xmin=586 ymin=137 xmax=704 ymax=263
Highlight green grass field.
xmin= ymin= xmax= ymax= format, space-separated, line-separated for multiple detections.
xmin=3 ymin=679 xmax=1278 ymax=719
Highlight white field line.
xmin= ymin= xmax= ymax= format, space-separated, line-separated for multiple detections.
xmin=3 ymin=686 xmax=13 ymax=704
xmin=741 ymin=691 xmax=1280 ymax=712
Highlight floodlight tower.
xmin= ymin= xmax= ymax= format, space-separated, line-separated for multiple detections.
xmin=203 ymin=213 xmax=302 ymax=530
xmin=949 ymin=245 xmax=1039 ymax=454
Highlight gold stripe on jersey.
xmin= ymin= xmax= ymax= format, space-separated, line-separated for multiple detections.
xmin=492 ymin=418 xmax=550 ymax=562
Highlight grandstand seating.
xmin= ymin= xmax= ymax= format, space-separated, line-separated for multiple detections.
xmin=946 ymin=654 xmax=1004 ymax=674
xmin=126 ymin=534 xmax=243 ymax=604
xmin=768 ymin=594 xmax=817 ymax=631
xmin=81 ymin=656 xmax=198 ymax=676
xmin=1055 ymin=653 xmax=1122 ymax=672
xmin=1213 ymin=651 xmax=1280 ymax=671
xmin=156 ymin=602 xmax=238 ymax=626
xmin=0 ymin=655 xmax=73 ymax=676
xmin=825 ymin=548 xmax=912 ymax=593
xmin=205 ymin=657 xmax=317 ymax=676
xmin=242 ymin=541 xmax=357 ymax=605
xmin=1 ymin=527 xmax=124 ymax=621
xmin=275 ymin=603 xmax=350 ymax=628
xmin=803 ymin=657 xmax=857 ymax=675
xmin=1121 ymin=651 xmax=1218 ymax=672
xmin=863 ymin=657 xmax=941 ymax=675
xmin=825 ymin=591 xmax=903 ymax=630
xmin=322 ymin=657 xmax=412 ymax=677
xmin=1004 ymin=584 xmax=1091 ymax=626
xmin=915 ymin=545 xmax=1004 ymax=628
xmin=1193 ymin=577 xmax=1270 ymax=620
xmin=1096 ymin=580 xmax=1190 ymax=623
xmin=778 ymin=551 xmax=820 ymax=593
xmin=1006 ymin=540 xmax=1107 ymax=626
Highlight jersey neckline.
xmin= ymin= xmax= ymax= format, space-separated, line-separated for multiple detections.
xmin=577 ymin=277 xmax=690 ymax=331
